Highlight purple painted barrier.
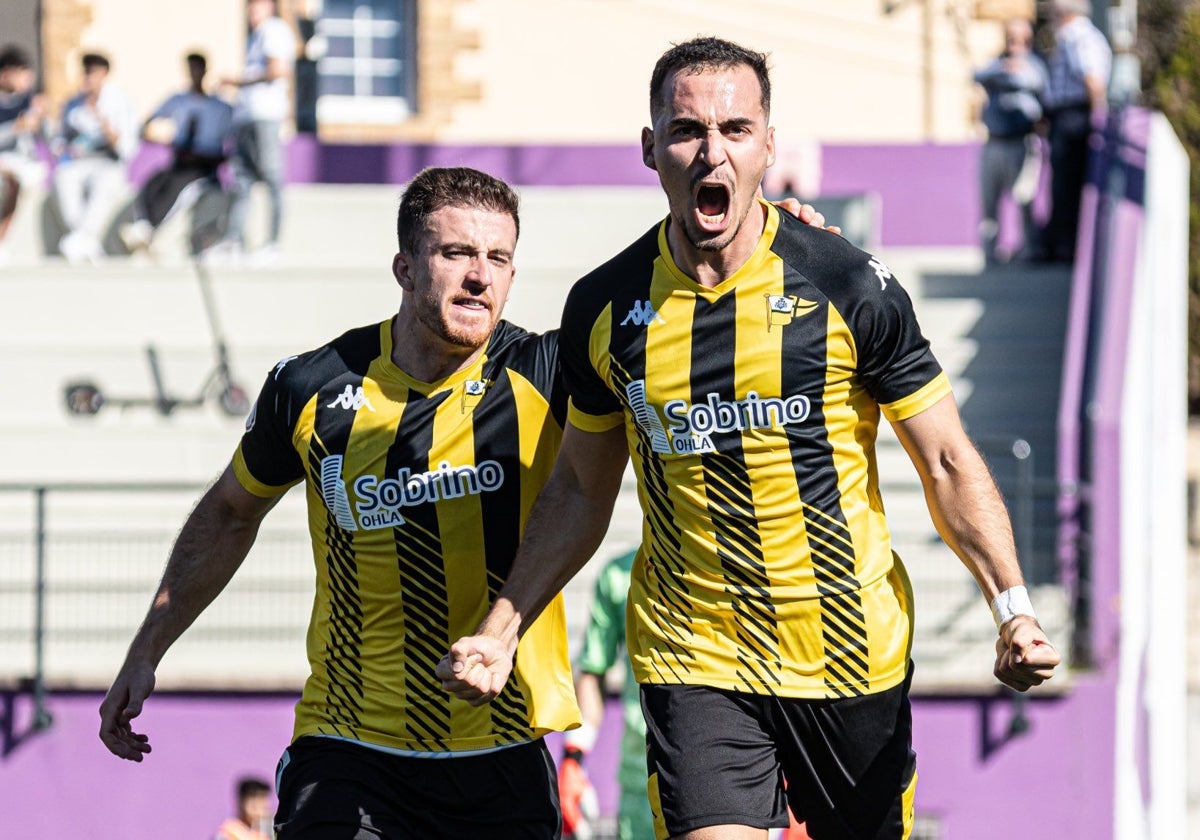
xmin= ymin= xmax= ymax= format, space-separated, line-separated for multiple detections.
xmin=121 ymin=138 xmax=1001 ymax=247
xmin=0 ymin=690 xmax=623 ymax=836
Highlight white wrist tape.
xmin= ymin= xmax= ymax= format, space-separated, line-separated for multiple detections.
xmin=991 ymin=585 xmax=1036 ymax=631
xmin=564 ymin=721 xmax=597 ymax=753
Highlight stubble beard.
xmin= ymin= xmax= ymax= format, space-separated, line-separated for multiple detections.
xmin=416 ymin=294 xmax=492 ymax=351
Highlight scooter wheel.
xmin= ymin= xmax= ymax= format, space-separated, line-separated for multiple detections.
xmin=218 ymin=382 xmax=251 ymax=417
xmin=64 ymin=381 xmax=105 ymax=415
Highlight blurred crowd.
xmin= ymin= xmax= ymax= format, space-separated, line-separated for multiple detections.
xmin=973 ymin=0 xmax=1113 ymax=265
xmin=0 ymin=0 xmax=295 ymax=267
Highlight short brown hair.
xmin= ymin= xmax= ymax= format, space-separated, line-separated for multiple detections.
xmin=649 ymin=37 xmax=771 ymax=120
xmin=396 ymin=167 xmax=520 ymax=255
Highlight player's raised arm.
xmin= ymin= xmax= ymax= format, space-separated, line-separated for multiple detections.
xmin=891 ymin=393 xmax=1060 ymax=692
xmin=437 ymin=422 xmax=628 ymax=705
xmin=98 ymin=465 xmax=282 ymax=760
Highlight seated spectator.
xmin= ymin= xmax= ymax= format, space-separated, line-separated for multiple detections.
xmin=0 ymin=44 xmax=47 ymax=264
xmin=52 ymin=52 xmax=138 ymax=264
xmin=120 ymin=52 xmax=233 ymax=255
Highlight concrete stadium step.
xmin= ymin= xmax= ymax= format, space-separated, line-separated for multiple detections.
xmin=0 ymin=187 xmax=1074 ymax=693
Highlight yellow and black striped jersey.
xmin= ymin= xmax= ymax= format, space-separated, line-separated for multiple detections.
xmin=560 ymin=201 xmax=951 ymax=700
xmin=233 ymin=318 xmax=580 ymax=751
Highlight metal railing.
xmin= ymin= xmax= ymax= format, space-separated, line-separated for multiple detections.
xmin=1 ymin=439 xmax=1074 ymax=728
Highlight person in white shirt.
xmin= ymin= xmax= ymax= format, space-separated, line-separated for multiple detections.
xmin=52 ymin=52 xmax=138 ymax=264
xmin=1039 ymin=0 xmax=1112 ymax=263
xmin=205 ymin=0 xmax=296 ymax=267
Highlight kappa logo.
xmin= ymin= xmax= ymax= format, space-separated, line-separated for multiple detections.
xmin=868 ymin=258 xmax=893 ymax=291
xmin=327 ymin=384 xmax=375 ymax=412
xmin=764 ymin=294 xmax=819 ymax=330
xmin=273 ymin=355 xmax=299 ymax=380
xmin=620 ymin=300 xmax=665 ymax=327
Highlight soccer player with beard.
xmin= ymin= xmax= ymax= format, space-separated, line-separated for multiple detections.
xmin=100 ymin=167 xmax=576 ymax=838
xmin=441 ymin=38 xmax=1061 ymax=840
xmin=99 ymin=164 xmax=831 ymax=838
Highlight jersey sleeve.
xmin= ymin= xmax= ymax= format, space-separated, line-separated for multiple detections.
xmin=575 ymin=559 xmax=627 ymax=676
xmin=848 ymin=259 xmax=951 ymax=422
xmin=560 ymin=280 xmax=624 ymax=432
xmin=232 ymin=362 xmax=306 ymax=497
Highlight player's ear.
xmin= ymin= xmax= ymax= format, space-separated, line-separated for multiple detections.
xmin=765 ymin=125 xmax=776 ymax=169
xmin=392 ymin=252 xmax=413 ymax=291
xmin=641 ymin=126 xmax=657 ymax=171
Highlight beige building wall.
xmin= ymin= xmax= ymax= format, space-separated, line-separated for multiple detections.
xmin=44 ymin=0 xmax=246 ymax=122
xmin=43 ymin=0 xmax=1018 ymax=144
xmin=448 ymin=0 xmax=1010 ymax=144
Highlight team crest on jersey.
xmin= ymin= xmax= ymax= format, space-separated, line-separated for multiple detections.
xmin=461 ymin=378 xmax=490 ymax=413
xmin=764 ymin=294 xmax=819 ymax=330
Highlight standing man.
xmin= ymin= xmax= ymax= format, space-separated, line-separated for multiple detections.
xmin=1040 ymin=0 xmax=1111 ymax=263
xmin=558 ymin=549 xmax=653 ymax=840
xmin=441 ymin=37 xmax=1061 ymax=840
xmin=100 ymin=167 xmax=579 ymax=839
xmin=973 ymin=18 xmax=1047 ymax=264
xmin=52 ymin=52 xmax=138 ymax=264
xmin=206 ymin=0 xmax=296 ymax=266
xmin=120 ymin=52 xmax=233 ymax=255
xmin=0 ymin=44 xmax=47 ymax=263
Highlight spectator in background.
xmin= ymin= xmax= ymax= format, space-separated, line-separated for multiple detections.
xmin=974 ymin=17 xmax=1047 ymax=264
xmin=119 ymin=52 xmax=233 ymax=256
xmin=559 ymin=549 xmax=652 ymax=840
xmin=214 ymin=776 xmax=273 ymax=840
xmin=204 ymin=0 xmax=296 ymax=267
xmin=0 ymin=44 xmax=47 ymax=264
xmin=52 ymin=52 xmax=138 ymax=264
xmin=1039 ymin=0 xmax=1111 ymax=263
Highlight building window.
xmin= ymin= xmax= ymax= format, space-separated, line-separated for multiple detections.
xmin=315 ymin=0 xmax=415 ymax=125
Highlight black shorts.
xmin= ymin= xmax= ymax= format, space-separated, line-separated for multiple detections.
xmin=641 ymin=669 xmax=916 ymax=840
xmin=274 ymin=736 xmax=561 ymax=839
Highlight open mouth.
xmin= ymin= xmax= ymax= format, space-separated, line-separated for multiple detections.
xmin=695 ymin=183 xmax=731 ymax=231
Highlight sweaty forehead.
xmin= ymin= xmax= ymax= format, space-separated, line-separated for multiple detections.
xmin=659 ymin=65 xmax=766 ymax=121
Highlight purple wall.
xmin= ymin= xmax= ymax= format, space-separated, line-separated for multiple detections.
xmin=0 ymin=690 xmax=623 ymax=836
xmin=0 ymin=681 xmax=1116 ymax=838
xmin=127 ymin=138 xmax=992 ymax=247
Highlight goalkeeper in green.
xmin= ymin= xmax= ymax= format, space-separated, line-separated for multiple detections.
xmin=559 ymin=550 xmax=654 ymax=840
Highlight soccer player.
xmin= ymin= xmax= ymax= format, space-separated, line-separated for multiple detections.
xmin=99 ymin=167 xmax=577 ymax=838
xmin=440 ymin=37 xmax=1061 ymax=840
xmin=98 ymin=165 xmax=829 ymax=838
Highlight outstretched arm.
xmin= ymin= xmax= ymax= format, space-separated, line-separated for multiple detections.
xmin=98 ymin=465 xmax=281 ymax=760
xmin=437 ymin=422 xmax=629 ymax=705
xmin=891 ymin=394 xmax=1060 ymax=692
